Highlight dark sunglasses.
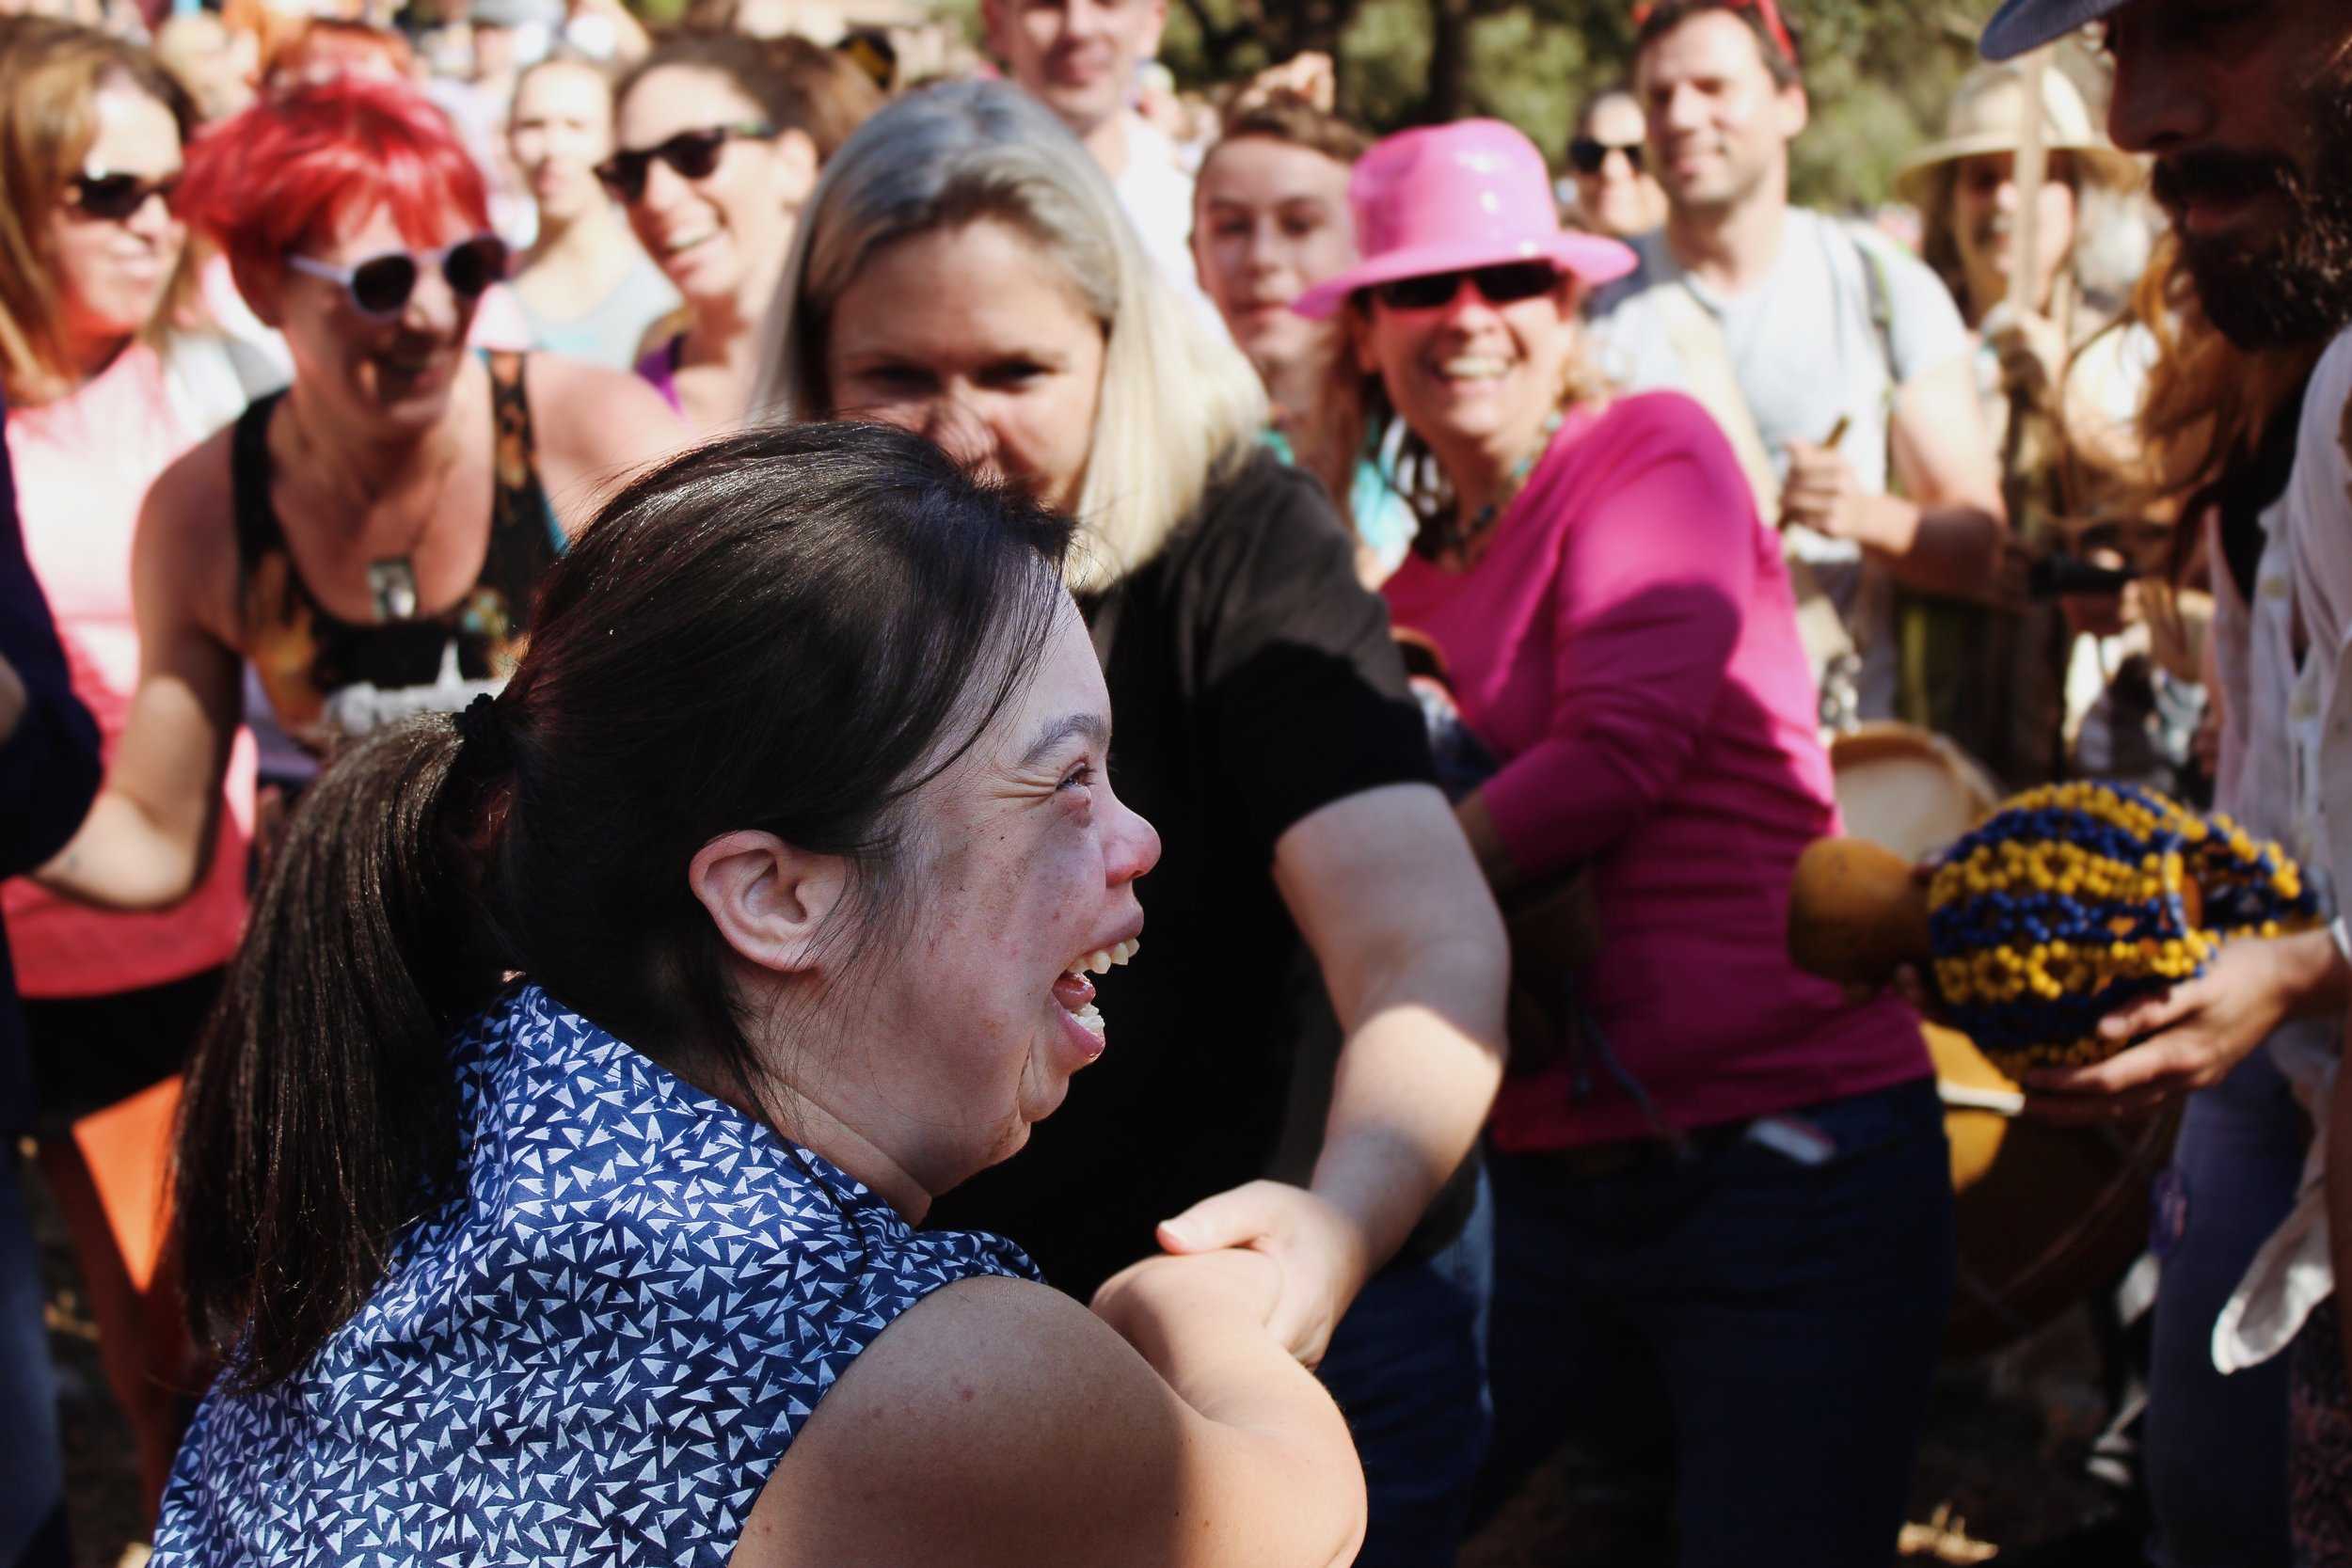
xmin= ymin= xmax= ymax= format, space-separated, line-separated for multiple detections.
xmin=66 ymin=170 xmax=180 ymax=221
xmin=1567 ymin=137 xmax=1645 ymax=176
xmin=1371 ymin=261 xmax=1561 ymax=313
xmin=594 ymin=123 xmax=776 ymax=204
xmin=285 ymin=234 xmax=510 ymax=318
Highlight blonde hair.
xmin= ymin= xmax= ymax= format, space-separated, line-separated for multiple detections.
xmin=0 ymin=20 xmax=199 ymax=404
xmin=750 ymin=80 xmax=1267 ymax=593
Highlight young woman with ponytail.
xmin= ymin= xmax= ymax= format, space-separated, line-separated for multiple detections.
xmin=151 ymin=420 xmax=1367 ymax=1568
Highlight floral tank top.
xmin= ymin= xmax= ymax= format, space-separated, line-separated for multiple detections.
xmin=233 ymin=351 xmax=564 ymax=750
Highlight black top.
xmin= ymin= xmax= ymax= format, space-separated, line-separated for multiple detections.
xmin=230 ymin=351 xmax=563 ymax=749
xmin=928 ymin=449 xmax=1438 ymax=1295
xmin=0 ymin=395 xmax=103 ymax=1132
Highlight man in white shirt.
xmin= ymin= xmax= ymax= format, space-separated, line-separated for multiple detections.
xmin=1976 ymin=0 xmax=2352 ymax=1518
xmin=980 ymin=0 xmax=1211 ymax=311
xmin=1586 ymin=0 xmax=2006 ymax=722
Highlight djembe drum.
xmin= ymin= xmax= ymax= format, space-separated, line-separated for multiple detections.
xmin=1821 ymin=734 xmax=2285 ymax=1354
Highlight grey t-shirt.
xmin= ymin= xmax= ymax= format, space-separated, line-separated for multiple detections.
xmin=1586 ymin=209 xmax=1972 ymax=717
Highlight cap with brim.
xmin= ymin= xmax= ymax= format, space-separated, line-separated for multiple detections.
xmin=1979 ymin=0 xmax=2126 ymax=62
xmin=1291 ymin=119 xmax=1637 ymax=322
xmin=1892 ymin=62 xmax=2139 ymax=208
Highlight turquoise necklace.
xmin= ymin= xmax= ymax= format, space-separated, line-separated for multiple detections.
xmin=1435 ymin=409 xmax=1565 ymax=564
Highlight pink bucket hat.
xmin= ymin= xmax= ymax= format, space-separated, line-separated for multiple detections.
xmin=1292 ymin=119 xmax=1637 ymax=321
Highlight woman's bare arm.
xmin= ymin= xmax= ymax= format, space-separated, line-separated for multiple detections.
xmin=735 ymin=1254 xmax=1365 ymax=1568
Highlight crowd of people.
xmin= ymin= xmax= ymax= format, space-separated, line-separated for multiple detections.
xmin=2 ymin=0 xmax=2350 ymax=1563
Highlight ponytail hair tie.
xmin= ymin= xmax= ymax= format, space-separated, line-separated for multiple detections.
xmin=453 ymin=691 xmax=512 ymax=776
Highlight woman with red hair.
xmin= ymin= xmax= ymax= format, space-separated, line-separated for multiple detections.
xmin=38 ymin=74 xmax=681 ymax=911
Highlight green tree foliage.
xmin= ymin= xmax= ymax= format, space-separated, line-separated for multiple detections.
xmin=1159 ymin=0 xmax=2011 ymax=211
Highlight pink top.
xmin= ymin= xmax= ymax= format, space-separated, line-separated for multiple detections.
xmin=1383 ymin=392 xmax=1925 ymax=1149
xmin=4 ymin=341 xmax=256 ymax=999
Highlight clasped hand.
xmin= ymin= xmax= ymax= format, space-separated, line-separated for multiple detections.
xmin=1103 ymin=1179 xmax=1372 ymax=1369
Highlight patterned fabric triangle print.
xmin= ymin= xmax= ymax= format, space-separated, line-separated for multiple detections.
xmin=152 ymin=984 xmax=1041 ymax=1566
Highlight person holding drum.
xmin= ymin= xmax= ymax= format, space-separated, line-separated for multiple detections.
xmin=1302 ymin=118 xmax=1952 ymax=1567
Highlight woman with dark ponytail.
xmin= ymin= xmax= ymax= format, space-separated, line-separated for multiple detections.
xmin=153 ymin=421 xmax=1367 ymax=1568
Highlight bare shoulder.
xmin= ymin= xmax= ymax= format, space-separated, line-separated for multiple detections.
xmin=520 ymin=353 xmax=688 ymax=533
xmin=135 ymin=422 xmax=244 ymax=643
xmin=733 ymin=1275 xmax=1198 ymax=1568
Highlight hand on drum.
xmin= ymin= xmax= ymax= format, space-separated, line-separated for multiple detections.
xmin=2024 ymin=936 xmax=2312 ymax=1121
xmin=1148 ymin=1180 xmax=1372 ymax=1370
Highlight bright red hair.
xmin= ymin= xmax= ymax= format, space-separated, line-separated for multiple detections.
xmin=177 ymin=74 xmax=489 ymax=304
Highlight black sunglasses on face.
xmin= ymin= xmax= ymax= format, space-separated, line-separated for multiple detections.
xmin=285 ymin=234 xmax=510 ymax=318
xmin=1371 ymin=261 xmax=1561 ymax=313
xmin=1567 ymin=137 xmax=1645 ymax=176
xmin=66 ymin=170 xmax=180 ymax=222
xmin=594 ymin=123 xmax=776 ymax=204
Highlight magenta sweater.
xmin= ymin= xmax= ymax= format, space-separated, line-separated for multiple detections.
xmin=1383 ymin=392 xmax=1927 ymax=1150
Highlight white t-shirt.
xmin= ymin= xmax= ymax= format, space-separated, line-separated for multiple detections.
xmin=1586 ymin=210 xmax=1974 ymax=717
xmin=2286 ymin=328 xmax=2352 ymax=968
xmin=1110 ymin=112 xmax=1215 ymax=322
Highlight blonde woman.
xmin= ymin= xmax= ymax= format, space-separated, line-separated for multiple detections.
xmin=0 ymin=20 xmax=276 ymax=1519
xmin=754 ymin=81 xmax=1509 ymax=1568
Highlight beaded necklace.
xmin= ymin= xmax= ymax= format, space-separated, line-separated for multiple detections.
xmin=1924 ymin=780 xmax=2319 ymax=1074
xmin=1425 ymin=409 xmax=1564 ymax=564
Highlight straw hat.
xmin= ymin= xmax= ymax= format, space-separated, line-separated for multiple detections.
xmin=1893 ymin=63 xmax=2139 ymax=210
xmin=1291 ymin=119 xmax=1635 ymax=320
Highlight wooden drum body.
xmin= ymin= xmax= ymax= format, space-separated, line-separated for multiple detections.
xmin=1828 ymin=724 xmax=2175 ymax=1356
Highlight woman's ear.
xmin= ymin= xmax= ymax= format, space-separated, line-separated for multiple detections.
xmin=773 ymin=127 xmax=820 ymax=212
xmin=689 ymin=829 xmax=849 ymax=975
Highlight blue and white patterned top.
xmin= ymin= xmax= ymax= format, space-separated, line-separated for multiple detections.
xmin=151 ymin=984 xmax=1040 ymax=1567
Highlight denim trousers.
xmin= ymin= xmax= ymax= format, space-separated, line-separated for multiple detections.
xmin=2 ymin=1146 xmax=69 ymax=1568
xmin=1317 ymin=1164 xmax=1495 ymax=1568
xmin=2144 ymin=1049 xmax=2304 ymax=1568
xmin=1479 ymin=1076 xmax=1956 ymax=1568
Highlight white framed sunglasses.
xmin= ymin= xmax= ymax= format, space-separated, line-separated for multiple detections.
xmin=284 ymin=233 xmax=510 ymax=318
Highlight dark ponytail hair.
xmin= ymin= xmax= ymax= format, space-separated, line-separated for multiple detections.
xmin=176 ymin=421 xmax=1074 ymax=1389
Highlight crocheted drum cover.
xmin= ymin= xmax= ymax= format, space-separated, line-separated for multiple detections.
xmin=1927 ymin=781 xmax=2319 ymax=1075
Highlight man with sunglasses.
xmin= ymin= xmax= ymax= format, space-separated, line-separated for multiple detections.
xmin=1964 ymin=1 xmax=2352 ymax=1560
xmin=1587 ymin=0 xmax=2005 ymax=729
xmin=1566 ymin=86 xmax=1666 ymax=240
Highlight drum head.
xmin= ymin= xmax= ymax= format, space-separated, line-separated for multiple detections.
xmin=1830 ymin=722 xmax=2002 ymax=863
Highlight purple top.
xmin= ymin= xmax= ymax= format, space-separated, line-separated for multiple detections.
xmin=634 ymin=333 xmax=684 ymax=414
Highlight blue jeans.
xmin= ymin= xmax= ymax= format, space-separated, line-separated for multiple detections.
xmin=1317 ymin=1164 xmax=1493 ymax=1568
xmin=1 ymin=1147 xmax=68 ymax=1568
xmin=1480 ymin=1077 xmax=1955 ymax=1568
xmin=2144 ymin=1049 xmax=2304 ymax=1568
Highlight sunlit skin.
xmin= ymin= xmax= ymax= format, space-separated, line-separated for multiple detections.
xmin=613 ymin=66 xmax=808 ymax=312
xmin=981 ymin=0 xmax=1167 ymax=172
xmin=823 ymin=218 xmax=1108 ymax=516
xmin=1352 ymin=271 xmax=1581 ymax=526
xmin=1573 ymin=91 xmax=1667 ymax=238
xmin=766 ymin=603 xmax=1159 ymax=1210
xmin=1952 ymin=150 xmax=2077 ymax=322
xmin=1190 ymin=135 xmax=1357 ymax=429
xmin=268 ymin=202 xmax=483 ymax=436
xmin=509 ymin=59 xmax=613 ymax=228
xmin=45 ymin=79 xmax=185 ymax=386
xmin=1636 ymin=9 xmax=1805 ymax=226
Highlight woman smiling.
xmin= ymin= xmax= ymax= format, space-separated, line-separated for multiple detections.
xmin=37 ymin=76 xmax=681 ymax=914
xmin=1308 ymin=119 xmax=1953 ymax=1562
xmin=151 ymin=422 xmax=1365 ymax=1568
xmin=755 ymin=82 xmax=1509 ymax=1568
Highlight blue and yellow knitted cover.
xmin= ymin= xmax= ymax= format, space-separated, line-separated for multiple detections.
xmin=1927 ymin=782 xmax=2319 ymax=1074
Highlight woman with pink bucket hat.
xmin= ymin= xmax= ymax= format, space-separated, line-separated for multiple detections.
xmin=1303 ymin=119 xmax=1954 ymax=1565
